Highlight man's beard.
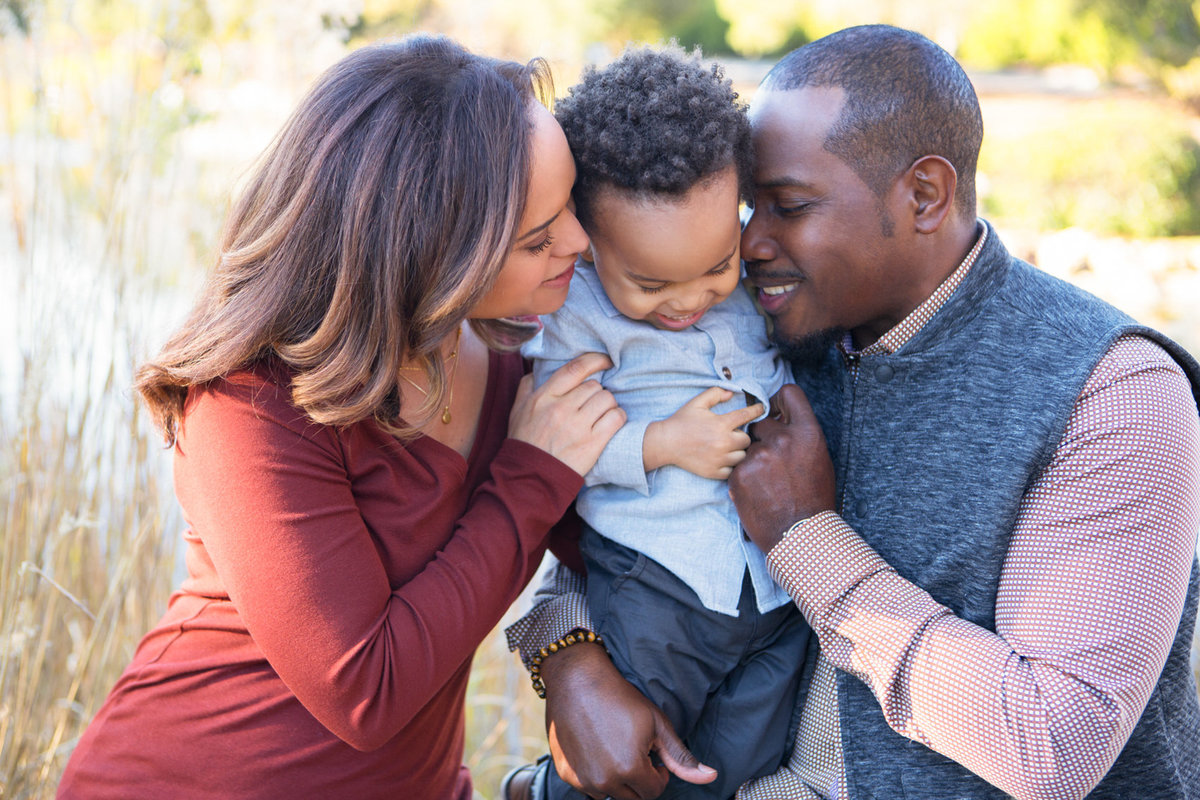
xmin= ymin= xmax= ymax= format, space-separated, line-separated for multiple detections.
xmin=775 ymin=327 xmax=843 ymax=368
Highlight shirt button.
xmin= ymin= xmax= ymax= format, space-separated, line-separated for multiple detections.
xmin=874 ymin=364 xmax=895 ymax=383
xmin=854 ymin=499 xmax=868 ymax=517
xmin=721 ymin=366 xmax=732 ymax=379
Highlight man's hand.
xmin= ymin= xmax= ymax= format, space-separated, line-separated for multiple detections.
xmin=541 ymin=642 xmax=717 ymax=799
xmin=730 ymin=384 xmax=836 ymax=553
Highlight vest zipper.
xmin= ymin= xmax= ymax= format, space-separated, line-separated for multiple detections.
xmin=838 ymin=352 xmax=861 ymax=514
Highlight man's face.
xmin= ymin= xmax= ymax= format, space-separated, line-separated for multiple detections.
xmin=741 ymin=86 xmax=914 ymax=353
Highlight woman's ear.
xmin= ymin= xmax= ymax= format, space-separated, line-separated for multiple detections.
xmin=906 ymin=155 xmax=957 ymax=234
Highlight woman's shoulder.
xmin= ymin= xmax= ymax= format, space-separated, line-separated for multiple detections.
xmin=189 ymin=358 xmax=295 ymax=407
xmin=181 ymin=359 xmax=318 ymax=440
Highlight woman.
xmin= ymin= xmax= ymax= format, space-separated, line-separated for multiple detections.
xmin=57 ymin=35 xmax=622 ymax=800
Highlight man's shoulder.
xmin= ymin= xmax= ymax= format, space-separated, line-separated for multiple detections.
xmin=992 ymin=252 xmax=1135 ymax=339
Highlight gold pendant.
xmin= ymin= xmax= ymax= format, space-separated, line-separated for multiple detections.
xmin=441 ymin=406 xmax=452 ymax=424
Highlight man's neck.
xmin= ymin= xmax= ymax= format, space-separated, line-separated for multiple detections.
xmin=849 ymin=219 xmax=986 ymax=354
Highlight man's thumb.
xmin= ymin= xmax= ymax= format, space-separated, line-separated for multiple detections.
xmin=651 ymin=717 xmax=717 ymax=785
xmin=773 ymin=382 xmax=812 ymax=421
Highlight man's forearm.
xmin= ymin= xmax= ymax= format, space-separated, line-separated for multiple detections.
xmin=769 ymin=516 xmax=1128 ymax=799
xmin=767 ymin=342 xmax=1200 ymax=800
xmin=505 ymin=557 xmax=594 ymax=669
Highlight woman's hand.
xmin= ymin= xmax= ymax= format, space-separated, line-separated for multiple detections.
xmin=509 ymin=352 xmax=625 ymax=476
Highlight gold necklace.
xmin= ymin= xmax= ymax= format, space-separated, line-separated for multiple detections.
xmin=399 ymin=326 xmax=462 ymax=424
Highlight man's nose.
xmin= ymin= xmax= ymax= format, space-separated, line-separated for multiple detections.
xmin=740 ymin=211 xmax=776 ymax=263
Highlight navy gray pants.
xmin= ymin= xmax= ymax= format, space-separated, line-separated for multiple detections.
xmin=545 ymin=529 xmax=811 ymax=800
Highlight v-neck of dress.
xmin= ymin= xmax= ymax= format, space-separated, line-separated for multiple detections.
xmin=402 ymin=348 xmax=499 ymax=476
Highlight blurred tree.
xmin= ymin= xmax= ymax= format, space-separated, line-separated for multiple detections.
xmin=713 ymin=0 xmax=806 ymax=57
xmin=327 ymin=0 xmax=439 ymax=43
xmin=1081 ymin=0 xmax=1200 ymax=107
xmin=1 ymin=0 xmax=32 ymax=36
xmin=606 ymin=0 xmax=730 ymax=55
xmin=709 ymin=0 xmax=979 ymax=60
xmin=957 ymin=0 xmax=1132 ymax=71
xmin=1080 ymin=0 xmax=1200 ymax=67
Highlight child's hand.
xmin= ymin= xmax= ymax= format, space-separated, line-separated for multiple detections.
xmin=643 ymin=387 xmax=764 ymax=479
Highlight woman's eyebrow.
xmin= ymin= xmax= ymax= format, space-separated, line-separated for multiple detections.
xmin=518 ymin=210 xmax=561 ymax=242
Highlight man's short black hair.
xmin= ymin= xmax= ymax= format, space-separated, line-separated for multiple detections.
xmin=764 ymin=25 xmax=983 ymax=218
xmin=556 ymin=44 xmax=752 ymax=228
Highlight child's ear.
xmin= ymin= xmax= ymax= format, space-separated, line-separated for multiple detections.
xmin=580 ymin=242 xmax=595 ymax=264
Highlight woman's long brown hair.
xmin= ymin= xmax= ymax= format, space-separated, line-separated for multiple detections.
xmin=137 ymin=36 xmax=550 ymax=444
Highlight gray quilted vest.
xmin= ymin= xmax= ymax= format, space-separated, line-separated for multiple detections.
xmin=793 ymin=223 xmax=1200 ymax=799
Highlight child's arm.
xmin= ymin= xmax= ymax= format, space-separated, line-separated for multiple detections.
xmin=525 ymin=304 xmax=649 ymax=493
xmin=643 ymin=387 xmax=765 ymax=480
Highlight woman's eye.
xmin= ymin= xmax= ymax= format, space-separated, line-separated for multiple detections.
xmin=528 ymin=234 xmax=554 ymax=255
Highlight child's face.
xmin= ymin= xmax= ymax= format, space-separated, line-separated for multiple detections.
xmin=585 ymin=166 xmax=742 ymax=331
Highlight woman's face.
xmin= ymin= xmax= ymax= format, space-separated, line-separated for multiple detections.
xmin=469 ymin=103 xmax=589 ymax=320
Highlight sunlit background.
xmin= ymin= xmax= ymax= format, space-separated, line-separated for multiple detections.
xmin=3 ymin=1 xmax=1199 ymax=798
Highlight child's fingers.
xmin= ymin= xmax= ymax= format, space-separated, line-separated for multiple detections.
xmin=729 ymin=429 xmax=752 ymax=453
xmin=720 ymin=401 xmax=765 ymax=429
xmin=684 ymin=386 xmax=734 ymax=411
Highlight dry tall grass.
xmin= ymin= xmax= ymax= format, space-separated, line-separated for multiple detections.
xmin=2 ymin=12 xmax=197 ymax=798
xmin=0 ymin=5 xmax=548 ymax=798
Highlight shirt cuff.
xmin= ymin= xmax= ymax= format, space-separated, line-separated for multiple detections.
xmin=584 ymin=418 xmax=651 ymax=494
xmin=504 ymin=562 xmax=595 ymax=670
xmin=766 ymin=510 xmax=894 ymax=625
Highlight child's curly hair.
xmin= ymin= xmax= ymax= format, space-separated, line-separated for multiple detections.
xmin=556 ymin=44 xmax=752 ymax=228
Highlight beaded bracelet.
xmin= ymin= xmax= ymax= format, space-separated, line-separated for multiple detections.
xmin=529 ymin=630 xmax=605 ymax=699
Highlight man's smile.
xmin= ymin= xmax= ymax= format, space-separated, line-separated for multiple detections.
xmin=749 ymin=279 xmax=801 ymax=315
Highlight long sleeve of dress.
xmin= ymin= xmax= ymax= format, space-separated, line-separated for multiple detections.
xmin=174 ymin=368 xmax=583 ymax=751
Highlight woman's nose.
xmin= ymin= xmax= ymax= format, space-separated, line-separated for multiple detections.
xmin=557 ymin=208 xmax=590 ymax=258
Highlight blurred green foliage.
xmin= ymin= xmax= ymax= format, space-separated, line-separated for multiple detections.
xmin=956 ymin=0 xmax=1200 ymax=110
xmin=957 ymin=0 xmax=1134 ymax=71
xmin=1083 ymin=0 xmax=1200 ymax=68
xmin=979 ymin=100 xmax=1200 ymax=236
xmin=4 ymin=0 xmax=1200 ymax=238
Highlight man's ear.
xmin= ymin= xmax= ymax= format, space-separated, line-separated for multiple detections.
xmin=904 ymin=155 xmax=957 ymax=234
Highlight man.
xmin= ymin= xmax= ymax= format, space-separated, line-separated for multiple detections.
xmin=505 ymin=24 xmax=1200 ymax=800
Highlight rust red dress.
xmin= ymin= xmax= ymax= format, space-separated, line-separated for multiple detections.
xmin=58 ymin=353 xmax=581 ymax=799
